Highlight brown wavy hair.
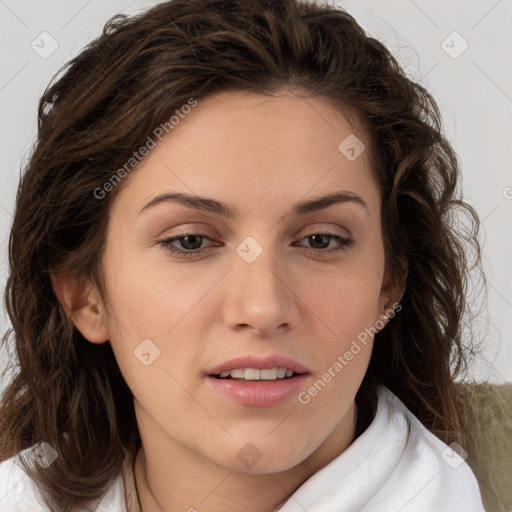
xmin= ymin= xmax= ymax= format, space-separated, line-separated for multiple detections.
xmin=0 ymin=0 xmax=487 ymax=510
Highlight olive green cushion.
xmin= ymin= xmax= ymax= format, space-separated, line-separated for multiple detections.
xmin=458 ymin=382 xmax=512 ymax=512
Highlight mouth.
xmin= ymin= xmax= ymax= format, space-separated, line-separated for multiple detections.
xmin=204 ymin=357 xmax=310 ymax=407
xmin=209 ymin=366 xmax=306 ymax=381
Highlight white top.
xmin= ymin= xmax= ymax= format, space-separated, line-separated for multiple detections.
xmin=0 ymin=386 xmax=486 ymax=512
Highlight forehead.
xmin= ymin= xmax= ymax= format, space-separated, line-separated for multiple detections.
xmin=112 ymin=89 xmax=379 ymax=218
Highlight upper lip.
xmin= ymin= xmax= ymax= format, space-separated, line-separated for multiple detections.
xmin=207 ymin=354 xmax=309 ymax=375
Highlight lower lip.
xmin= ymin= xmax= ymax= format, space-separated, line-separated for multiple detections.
xmin=205 ymin=374 xmax=309 ymax=407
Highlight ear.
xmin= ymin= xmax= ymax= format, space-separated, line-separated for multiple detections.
xmin=50 ymin=271 xmax=109 ymax=344
xmin=379 ymin=259 xmax=407 ymax=316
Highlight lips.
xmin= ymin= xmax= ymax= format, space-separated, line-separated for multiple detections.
xmin=205 ymin=354 xmax=311 ymax=406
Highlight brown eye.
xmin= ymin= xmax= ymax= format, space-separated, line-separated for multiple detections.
xmin=295 ymin=233 xmax=353 ymax=253
xmin=160 ymin=233 xmax=216 ymax=257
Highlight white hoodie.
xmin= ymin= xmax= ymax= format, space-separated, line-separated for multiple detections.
xmin=0 ymin=386 xmax=486 ymax=512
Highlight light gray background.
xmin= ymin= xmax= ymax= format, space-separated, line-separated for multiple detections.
xmin=0 ymin=0 xmax=511 ymax=390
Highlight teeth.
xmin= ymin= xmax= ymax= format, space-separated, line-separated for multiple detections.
xmin=245 ymin=368 xmax=261 ymax=380
xmin=218 ymin=367 xmax=297 ymax=380
xmin=260 ymin=368 xmax=278 ymax=380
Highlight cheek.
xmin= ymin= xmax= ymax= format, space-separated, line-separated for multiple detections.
xmin=307 ymin=284 xmax=376 ymax=378
xmin=103 ymin=240 xmax=208 ymax=334
xmin=293 ymin=252 xmax=383 ymax=380
xmin=297 ymin=271 xmax=378 ymax=406
xmin=300 ymin=260 xmax=383 ymax=331
xmin=100 ymin=242 xmax=220 ymax=381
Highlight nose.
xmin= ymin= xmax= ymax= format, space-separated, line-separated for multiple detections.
xmin=222 ymin=237 xmax=300 ymax=336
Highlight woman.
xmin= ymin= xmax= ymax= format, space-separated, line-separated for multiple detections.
xmin=0 ymin=0 xmax=491 ymax=510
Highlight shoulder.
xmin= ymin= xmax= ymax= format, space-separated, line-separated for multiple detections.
xmin=282 ymin=386 xmax=486 ymax=512
xmin=375 ymin=386 xmax=486 ymax=512
xmin=0 ymin=449 xmax=48 ymax=511
xmin=0 ymin=446 xmax=128 ymax=512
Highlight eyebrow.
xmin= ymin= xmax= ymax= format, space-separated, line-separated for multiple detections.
xmin=139 ymin=190 xmax=369 ymax=217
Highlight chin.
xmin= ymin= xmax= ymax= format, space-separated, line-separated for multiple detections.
xmin=231 ymin=457 xmax=307 ymax=475
xmin=212 ymin=442 xmax=312 ymax=475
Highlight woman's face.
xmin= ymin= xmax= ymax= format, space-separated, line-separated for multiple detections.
xmin=93 ymin=89 xmax=395 ymax=473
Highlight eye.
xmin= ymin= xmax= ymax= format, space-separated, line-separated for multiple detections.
xmin=159 ymin=233 xmax=216 ymax=258
xmin=294 ymin=233 xmax=353 ymax=254
xmin=159 ymin=231 xmax=354 ymax=258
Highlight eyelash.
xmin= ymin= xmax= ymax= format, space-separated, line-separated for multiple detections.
xmin=159 ymin=232 xmax=354 ymax=258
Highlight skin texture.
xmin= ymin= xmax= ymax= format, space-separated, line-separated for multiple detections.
xmin=52 ymin=89 xmax=404 ymax=512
